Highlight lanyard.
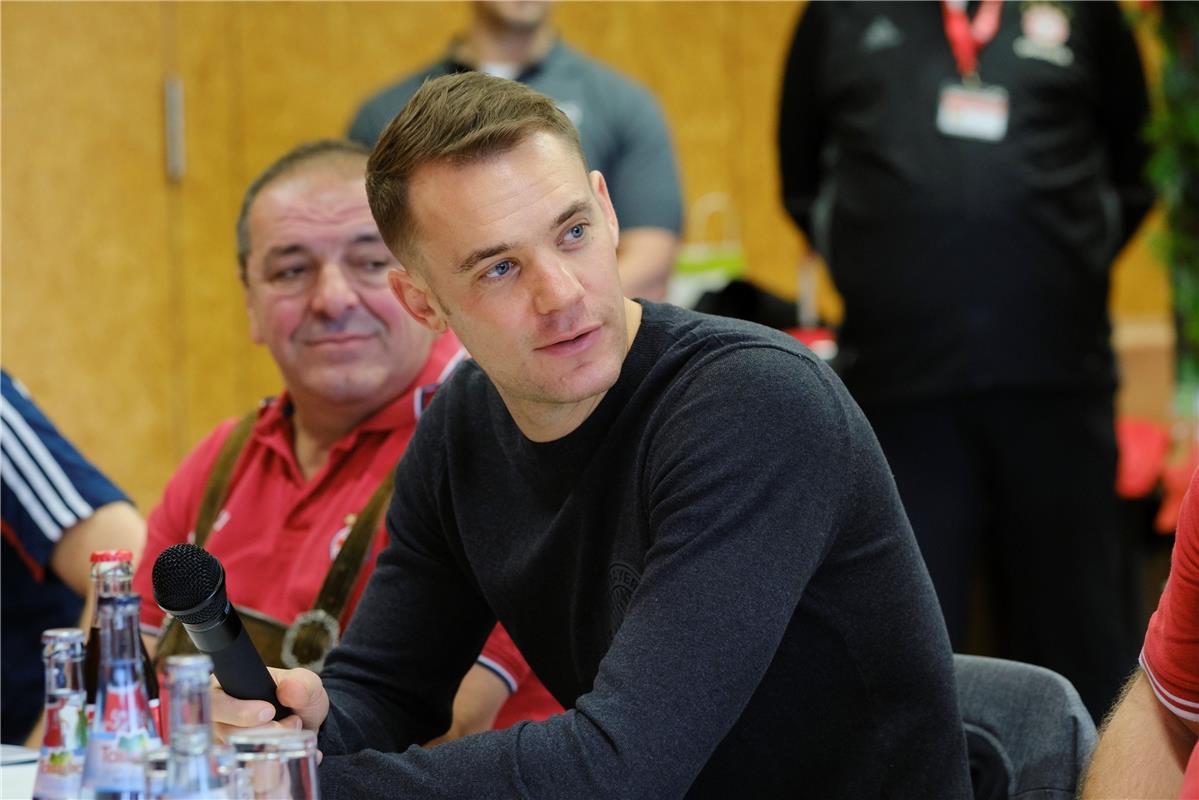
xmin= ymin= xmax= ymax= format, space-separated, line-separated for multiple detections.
xmin=941 ymin=0 xmax=1004 ymax=80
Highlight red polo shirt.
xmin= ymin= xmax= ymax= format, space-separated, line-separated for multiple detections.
xmin=1141 ymin=466 xmax=1199 ymax=799
xmin=1141 ymin=467 xmax=1199 ymax=727
xmin=134 ymin=333 xmax=561 ymax=725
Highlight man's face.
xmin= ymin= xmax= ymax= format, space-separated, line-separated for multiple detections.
xmin=476 ymin=1 xmax=552 ymax=32
xmin=243 ymin=163 xmax=433 ymax=413
xmin=393 ymin=132 xmax=629 ymax=430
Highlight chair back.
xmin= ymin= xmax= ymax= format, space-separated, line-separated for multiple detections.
xmin=954 ymin=654 xmax=1097 ymax=800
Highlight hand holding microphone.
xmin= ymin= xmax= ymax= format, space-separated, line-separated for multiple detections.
xmin=152 ymin=543 xmax=291 ymax=720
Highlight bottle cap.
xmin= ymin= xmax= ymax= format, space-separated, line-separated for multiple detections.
xmin=90 ymin=549 xmax=134 ymax=563
xmin=41 ymin=627 xmax=85 ymax=645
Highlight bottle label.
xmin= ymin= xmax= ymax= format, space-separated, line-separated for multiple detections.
xmin=33 ymin=693 xmax=87 ymax=800
xmin=82 ymin=729 xmax=162 ymax=792
xmin=83 ymin=679 xmax=162 ymax=793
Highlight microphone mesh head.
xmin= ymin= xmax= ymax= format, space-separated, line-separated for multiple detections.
xmin=151 ymin=544 xmax=226 ymax=625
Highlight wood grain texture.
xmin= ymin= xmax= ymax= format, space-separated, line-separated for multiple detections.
xmin=2 ymin=2 xmax=177 ymax=511
xmin=1 ymin=1 xmax=1173 ymax=515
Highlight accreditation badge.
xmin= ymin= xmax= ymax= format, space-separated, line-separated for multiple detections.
xmin=936 ymin=81 xmax=1009 ymax=142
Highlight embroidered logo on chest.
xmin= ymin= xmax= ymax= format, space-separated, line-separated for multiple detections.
xmin=328 ymin=514 xmax=356 ymax=561
xmin=1014 ymin=3 xmax=1074 ymax=66
xmin=607 ymin=561 xmax=642 ymax=638
xmin=861 ymin=16 xmax=903 ymax=53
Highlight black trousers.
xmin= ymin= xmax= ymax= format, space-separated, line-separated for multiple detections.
xmin=861 ymin=387 xmax=1140 ymax=722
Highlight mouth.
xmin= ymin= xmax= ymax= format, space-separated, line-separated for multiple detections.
xmin=535 ymin=324 xmax=601 ymax=356
xmin=306 ymin=334 xmax=373 ymax=347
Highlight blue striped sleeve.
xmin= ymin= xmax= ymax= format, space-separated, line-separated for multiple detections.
xmin=1 ymin=370 xmax=128 ymax=567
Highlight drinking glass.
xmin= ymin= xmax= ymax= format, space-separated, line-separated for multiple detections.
xmin=228 ymin=728 xmax=319 ymax=800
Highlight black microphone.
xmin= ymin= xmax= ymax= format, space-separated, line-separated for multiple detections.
xmin=152 ymin=543 xmax=289 ymax=720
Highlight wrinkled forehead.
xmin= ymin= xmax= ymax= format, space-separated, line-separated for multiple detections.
xmin=251 ymin=165 xmax=378 ymax=249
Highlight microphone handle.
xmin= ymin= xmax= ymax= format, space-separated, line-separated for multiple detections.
xmin=208 ymin=620 xmax=290 ymax=721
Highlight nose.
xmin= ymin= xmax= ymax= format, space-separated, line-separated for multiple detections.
xmin=530 ymin=255 xmax=585 ymax=316
xmin=310 ymin=260 xmax=360 ymax=319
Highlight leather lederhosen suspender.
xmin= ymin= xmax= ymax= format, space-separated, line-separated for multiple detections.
xmin=154 ymin=410 xmax=393 ymax=673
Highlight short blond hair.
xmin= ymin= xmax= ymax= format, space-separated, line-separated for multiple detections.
xmin=366 ymin=71 xmax=585 ymax=261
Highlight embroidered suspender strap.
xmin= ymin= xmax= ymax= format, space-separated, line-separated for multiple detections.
xmin=280 ymin=472 xmax=395 ymax=671
xmin=193 ymin=411 xmax=258 ymax=549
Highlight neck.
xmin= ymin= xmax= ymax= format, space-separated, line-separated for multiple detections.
xmin=289 ymin=399 xmax=379 ymax=480
xmin=461 ymin=17 xmax=554 ymax=69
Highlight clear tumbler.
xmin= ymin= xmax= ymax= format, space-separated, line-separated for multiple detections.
xmin=228 ymin=728 xmax=319 ymax=800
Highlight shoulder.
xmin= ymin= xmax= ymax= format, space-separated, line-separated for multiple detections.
xmin=640 ymin=303 xmax=834 ymax=389
xmin=550 ymin=43 xmax=663 ymax=112
xmin=350 ymin=61 xmax=448 ymax=143
xmin=163 ymin=415 xmax=251 ymax=498
xmin=635 ymin=304 xmax=857 ymax=449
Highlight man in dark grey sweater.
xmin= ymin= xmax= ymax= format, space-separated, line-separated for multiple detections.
xmin=214 ymin=72 xmax=971 ymax=799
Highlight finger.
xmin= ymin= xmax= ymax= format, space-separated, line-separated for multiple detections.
xmin=213 ymin=717 xmax=298 ymax=745
xmin=210 ymin=686 xmax=277 ymax=729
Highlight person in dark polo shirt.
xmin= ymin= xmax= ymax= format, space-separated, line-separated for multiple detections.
xmin=348 ymin=1 xmax=682 ymax=303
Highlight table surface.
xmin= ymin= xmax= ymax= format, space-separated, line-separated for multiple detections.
xmin=0 ymin=745 xmax=38 ymax=800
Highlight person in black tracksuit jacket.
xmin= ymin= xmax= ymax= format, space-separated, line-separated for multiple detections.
xmin=779 ymin=0 xmax=1155 ymax=721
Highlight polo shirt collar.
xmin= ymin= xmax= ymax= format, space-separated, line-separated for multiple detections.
xmin=442 ymin=35 xmax=564 ymax=83
xmin=253 ymin=386 xmax=417 ymax=453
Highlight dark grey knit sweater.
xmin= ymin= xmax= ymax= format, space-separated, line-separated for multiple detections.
xmin=315 ymin=301 xmax=971 ymax=799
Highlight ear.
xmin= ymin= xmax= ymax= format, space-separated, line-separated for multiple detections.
xmin=389 ymin=267 xmax=449 ymax=334
xmin=590 ymin=170 xmax=620 ymax=251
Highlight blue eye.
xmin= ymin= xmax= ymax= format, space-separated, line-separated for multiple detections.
xmin=566 ymin=224 xmax=586 ymax=241
xmin=484 ymin=260 xmax=514 ymax=280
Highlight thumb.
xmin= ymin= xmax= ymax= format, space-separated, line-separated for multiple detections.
xmin=272 ymin=668 xmax=328 ymax=730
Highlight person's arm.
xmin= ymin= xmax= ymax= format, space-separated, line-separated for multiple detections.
xmin=424 ymin=665 xmax=511 ymax=746
xmin=1 ymin=372 xmax=143 ymax=746
xmin=616 ymin=227 xmax=678 ymax=302
xmin=603 ymin=82 xmax=683 ymax=302
xmin=19 ymin=502 xmax=146 ymax=748
xmin=1091 ymin=1 xmax=1154 ymax=247
xmin=1081 ymin=670 xmax=1199 ymax=798
xmin=778 ymin=2 xmax=828 ymax=246
xmin=52 ymin=500 xmax=145 ymax=625
xmin=1085 ymin=468 xmax=1199 ymax=797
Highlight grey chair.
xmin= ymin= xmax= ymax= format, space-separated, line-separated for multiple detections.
xmin=954 ymin=655 xmax=1098 ymax=800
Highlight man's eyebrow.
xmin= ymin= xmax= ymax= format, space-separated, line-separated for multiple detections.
xmin=553 ymin=200 xmax=589 ymax=229
xmin=264 ymin=243 xmax=309 ymax=260
xmin=455 ymin=242 xmax=515 ymax=275
xmin=453 ymin=200 xmax=592 ymax=276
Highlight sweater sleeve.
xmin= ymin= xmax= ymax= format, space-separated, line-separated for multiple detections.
xmin=316 ymin=346 xmax=857 ymax=799
xmin=778 ymin=2 xmax=829 ymax=244
xmin=1090 ymin=1 xmax=1154 ymax=246
xmin=1 ymin=371 xmax=130 ymax=570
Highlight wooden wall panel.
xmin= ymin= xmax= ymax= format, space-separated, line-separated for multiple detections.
xmin=0 ymin=0 xmax=1175 ymax=517
xmin=169 ymin=2 xmax=267 ymax=451
xmin=1 ymin=2 xmax=177 ymax=511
